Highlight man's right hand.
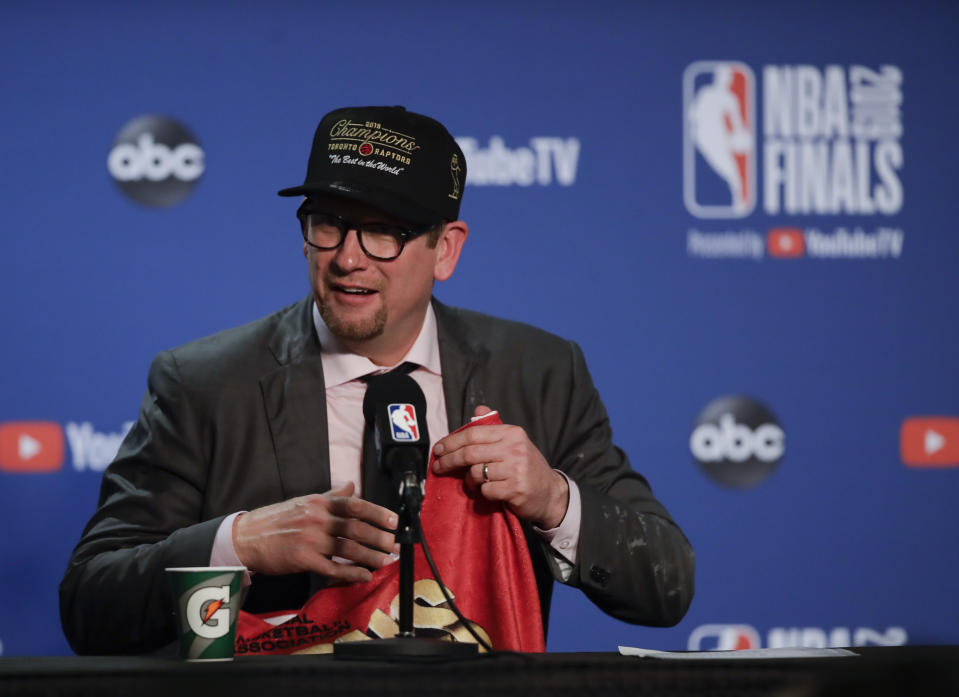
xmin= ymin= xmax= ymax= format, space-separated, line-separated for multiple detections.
xmin=232 ymin=482 xmax=399 ymax=584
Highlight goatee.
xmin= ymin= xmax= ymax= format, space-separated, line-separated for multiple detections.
xmin=319 ymin=302 xmax=388 ymax=343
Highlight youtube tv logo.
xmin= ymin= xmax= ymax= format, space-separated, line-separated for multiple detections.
xmin=767 ymin=228 xmax=805 ymax=258
xmin=0 ymin=422 xmax=65 ymax=473
xmin=900 ymin=417 xmax=959 ymax=468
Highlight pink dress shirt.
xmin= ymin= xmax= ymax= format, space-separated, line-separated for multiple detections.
xmin=212 ymin=303 xmax=580 ymax=579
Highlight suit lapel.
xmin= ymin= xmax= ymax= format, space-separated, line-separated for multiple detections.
xmin=259 ymin=297 xmax=332 ymax=500
xmin=434 ymin=299 xmax=487 ymax=432
xmin=259 ymin=297 xmax=483 ymax=499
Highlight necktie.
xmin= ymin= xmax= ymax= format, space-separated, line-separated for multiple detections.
xmin=360 ymin=361 xmax=418 ymax=512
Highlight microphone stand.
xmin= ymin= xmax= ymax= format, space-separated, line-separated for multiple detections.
xmin=333 ymin=470 xmax=478 ymax=661
xmin=396 ymin=471 xmax=420 ymax=639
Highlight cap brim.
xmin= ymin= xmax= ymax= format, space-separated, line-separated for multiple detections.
xmin=277 ymin=181 xmax=440 ymax=225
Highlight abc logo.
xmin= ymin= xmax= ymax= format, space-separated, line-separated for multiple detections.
xmin=107 ymin=115 xmax=204 ymax=207
xmin=690 ymin=395 xmax=784 ymax=488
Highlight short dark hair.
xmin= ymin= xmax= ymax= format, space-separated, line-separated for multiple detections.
xmin=425 ymin=221 xmax=448 ymax=248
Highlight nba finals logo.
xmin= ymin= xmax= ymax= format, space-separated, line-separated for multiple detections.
xmin=684 ymin=61 xmax=756 ymax=218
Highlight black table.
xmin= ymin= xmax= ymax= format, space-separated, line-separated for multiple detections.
xmin=1 ymin=646 xmax=957 ymax=697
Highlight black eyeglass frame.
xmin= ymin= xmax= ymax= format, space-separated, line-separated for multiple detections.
xmin=296 ymin=201 xmax=440 ymax=261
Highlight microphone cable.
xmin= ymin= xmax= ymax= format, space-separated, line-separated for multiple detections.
xmin=413 ymin=512 xmax=495 ymax=653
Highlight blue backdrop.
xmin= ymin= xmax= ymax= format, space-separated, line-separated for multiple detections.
xmin=1 ymin=0 xmax=957 ymax=656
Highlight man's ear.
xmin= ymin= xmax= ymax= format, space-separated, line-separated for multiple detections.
xmin=433 ymin=221 xmax=469 ymax=282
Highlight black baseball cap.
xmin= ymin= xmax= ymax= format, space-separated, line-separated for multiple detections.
xmin=278 ymin=106 xmax=467 ymax=225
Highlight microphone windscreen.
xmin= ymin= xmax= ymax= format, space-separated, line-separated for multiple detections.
xmin=362 ymin=372 xmax=429 ymax=446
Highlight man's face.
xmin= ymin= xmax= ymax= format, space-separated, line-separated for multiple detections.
xmin=303 ymin=194 xmax=466 ymax=364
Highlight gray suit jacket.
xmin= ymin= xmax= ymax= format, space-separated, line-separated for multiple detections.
xmin=60 ymin=296 xmax=694 ymax=655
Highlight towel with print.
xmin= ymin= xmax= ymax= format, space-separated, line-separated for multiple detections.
xmin=234 ymin=411 xmax=545 ymax=655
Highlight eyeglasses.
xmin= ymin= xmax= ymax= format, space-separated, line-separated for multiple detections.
xmin=296 ymin=201 xmax=438 ymax=261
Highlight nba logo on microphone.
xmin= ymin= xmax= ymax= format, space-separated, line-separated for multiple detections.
xmin=388 ymin=404 xmax=420 ymax=442
xmin=683 ymin=61 xmax=756 ymax=218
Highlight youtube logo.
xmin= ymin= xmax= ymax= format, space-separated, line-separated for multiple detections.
xmin=900 ymin=417 xmax=959 ymax=468
xmin=767 ymin=228 xmax=805 ymax=258
xmin=0 ymin=421 xmax=65 ymax=473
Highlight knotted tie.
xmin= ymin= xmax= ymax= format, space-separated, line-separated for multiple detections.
xmin=360 ymin=361 xmax=418 ymax=512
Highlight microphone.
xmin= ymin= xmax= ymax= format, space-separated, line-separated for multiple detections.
xmin=362 ymin=371 xmax=430 ymax=510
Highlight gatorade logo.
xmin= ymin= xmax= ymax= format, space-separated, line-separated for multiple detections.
xmin=0 ymin=422 xmax=65 ymax=473
xmin=186 ymin=586 xmax=231 ymax=639
xmin=690 ymin=395 xmax=785 ymax=488
xmin=107 ymin=115 xmax=205 ymax=207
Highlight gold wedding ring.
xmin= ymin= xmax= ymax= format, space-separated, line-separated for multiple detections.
xmin=482 ymin=463 xmax=490 ymax=482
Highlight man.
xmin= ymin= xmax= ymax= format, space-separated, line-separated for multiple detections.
xmin=60 ymin=106 xmax=694 ymax=655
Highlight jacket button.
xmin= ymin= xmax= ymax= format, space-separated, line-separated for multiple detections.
xmin=589 ymin=565 xmax=610 ymax=587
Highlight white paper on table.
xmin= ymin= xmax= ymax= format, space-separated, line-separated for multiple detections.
xmin=618 ymin=646 xmax=858 ymax=659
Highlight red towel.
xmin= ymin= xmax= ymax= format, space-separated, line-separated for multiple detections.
xmin=235 ymin=412 xmax=545 ymax=655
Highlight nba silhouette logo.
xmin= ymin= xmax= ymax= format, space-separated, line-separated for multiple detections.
xmin=388 ymin=403 xmax=420 ymax=441
xmin=688 ymin=624 xmax=761 ymax=651
xmin=683 ymin=61 xmax=756 ymax=218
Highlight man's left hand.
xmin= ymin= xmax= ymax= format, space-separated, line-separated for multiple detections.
xmin=432 ymin=405 xmax=569 ymax=529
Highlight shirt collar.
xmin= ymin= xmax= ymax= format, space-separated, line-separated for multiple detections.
xmin=312 ymin=302 xmax=442 ymax=388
